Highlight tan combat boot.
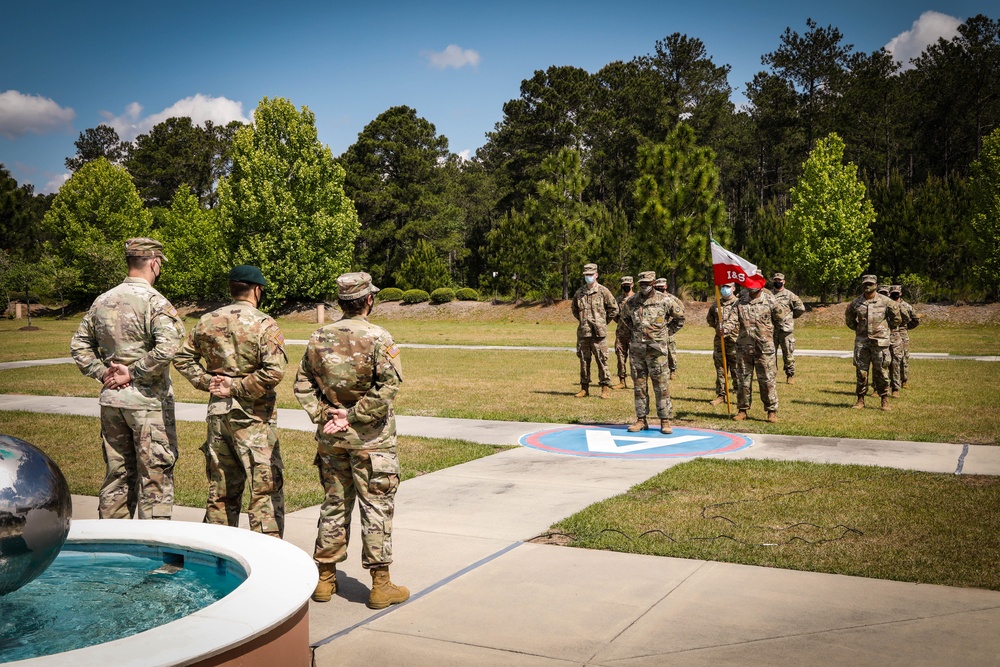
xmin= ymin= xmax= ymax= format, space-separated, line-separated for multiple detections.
xmin=891 ymin=390 xmax=900 ymax=398
xmin=901 ymin=381 xmax=908 ymax=389
xmin=786 ymin=376 xmax=795 ymax=385
xmin=574 ymin=386 xmax=589 ymax=398
xmin=600 ymin=386 xmax=611 ymax=400
xmin=852 ymin=396 xmax=865 ymax=409
xmin=669 ymin=371 xmax=677 ymax=380
xmin=367 ymin=567 xmax=410 ymax=609
xmin=732 ymin=410 xmax=748 ymax=421
xmin=709 ymin=395 xmax=725 ymax=406
xmin=660 ymin=420 xmax=672 ymax=434
xmin=627 ymin=417 xmax=648 ymax=432
xmin=613 ymin=379 xmax=627 ymax=390
xmin=311 ymin=563 xmax=337 ymax=602
xmin=881 ymin=395 xmax=892 ymax=411
xmin=767 ymin=411 xmax=779 ymax=423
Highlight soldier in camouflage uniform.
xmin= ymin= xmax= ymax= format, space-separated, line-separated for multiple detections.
xmin=174 ymin=265 xmax=287 ymax=537
xmin=612 ymin=276 xmax=634 ymax=389
xmin=732 ymin=284 xmax=788 ymax=423
xmin=293 ymin=272 xmax=409 ymax=610
xmin=620 ymin=271 xmax=685 ymax=434
xmin=891 ymin=285 xmax=919 ymax=388
xmin=571 ymin=263 xmax=619 ymax=399
xmin=707 ymin=283 xmax=739 ymax=406
xmin=769 ymin=273 xmax=806 ymax=384
xmin=70 ymin=238 xmax=184 ymax=520
xmin=845 ymin=275 xmax=902 ymax=411
xmin=653 ymin=278 xmax=682 ymax=380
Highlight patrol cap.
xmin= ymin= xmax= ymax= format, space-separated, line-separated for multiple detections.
xmin=620 ymin=276 xmax=633 ymax=285
xmin=877 ymin=284 xmax=890 ymax=295
xmin=654 ymin=277 xmax=668 ymax=287
xmin=890 ymin=284 xmax=902 ymax=293
xmin=124 ymin=237 xmax=167 ymax=262
xmin=772 ymin=272 xmax=785 ymax=281
xmin=228 ymin=265 xmax=267 ymax=287
xmin=583 ymin=263 xmax=598 ymax=275
xmin=637 ymin=271 xmax=656 ymax=283
xmin=861 ymin=274 xmax=878 ymax=285
xmin=337 ymin=271 xmax=380 ymax=300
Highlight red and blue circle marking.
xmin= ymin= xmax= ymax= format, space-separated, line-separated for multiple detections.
xmin=520 ymin=425 xmax=752 ymax=459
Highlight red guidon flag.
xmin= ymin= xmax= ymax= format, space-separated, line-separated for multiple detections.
xmin=711 ymin=240 xmax=767 ymax=289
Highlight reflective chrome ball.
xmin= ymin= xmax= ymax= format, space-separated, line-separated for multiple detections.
xmin=0 ymin=435 xmax=72 ymax=596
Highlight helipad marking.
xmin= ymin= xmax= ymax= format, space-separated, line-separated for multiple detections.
xmin=520 ymin=425 xmax=752 ymax=459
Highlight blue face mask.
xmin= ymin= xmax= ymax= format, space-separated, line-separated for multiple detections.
xmin=584 ymin=275 xmax=595 ymax=284
xmin=720 ymin=286 xmax=733 ymax=298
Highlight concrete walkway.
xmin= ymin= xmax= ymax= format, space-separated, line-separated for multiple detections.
xmin=7 ymin=392 xmax=1000 ymax=665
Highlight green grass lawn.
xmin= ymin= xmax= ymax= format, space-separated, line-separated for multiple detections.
xmin=546 ymin=458 xmax=1000 ymax=590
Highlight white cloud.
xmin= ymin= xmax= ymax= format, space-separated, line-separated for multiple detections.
xmin=101 ymin=94 xmax=250 ymax=141
xmin=457 ymin=149 xmax=471 ymax=162
xmin=41 ymin=173 xmax=70 ymax=195
xmin=885 ymin=11 xmax=962 ymax=70
xmin=0 ymin=90 xmax=75 ymax=139
xmin=424 ymin=45 xmax=481 ymax=69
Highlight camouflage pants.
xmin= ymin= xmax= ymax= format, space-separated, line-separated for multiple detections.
xmin=629 ymin=341 xmax=672 ymax=419
xmin=313 ymin=447 xmax=400 ymax=569
xmin=888 ymin=331 xmax=904 ymax=392
xmin=713 ymin=337 xmax=739 ymax=398
xmin=773 ymin=330 xmax=796 ymax=377
xmin=667 ymin=334 xmax=678 ymax=373
xmin=577 ymin=335 xmax=611 ymax=387
xmin=736 ymin=344 xmax=778 ymax=412
xmin=99 ymin=405 xmax=178 ymax=520
xmin=614 ymin=331 xmax=630 ymax=381
xmin=901 ymin=329 xmax=911 ymax=384
xmin=854 ymin=339 xmax=890 ymax=397
xmin=202 ymin=412 xmax=284 ymax=536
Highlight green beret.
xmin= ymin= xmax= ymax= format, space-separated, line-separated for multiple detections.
xmin=228 ymin=265 xmax=268 ymax=287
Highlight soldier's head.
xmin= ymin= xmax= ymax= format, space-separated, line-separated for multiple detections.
xmin=654 ymin=277 xmax=668 ymax=293
xmin=876 ymin=284 xmax=890 ymax=297
xmin=337 ymin=271 xmax=380 ymax=316
xmin=583 ymin=263 xmax=598 ymax=285
xmin=637 ymin=271 xmax=655 ymax=296
xmin=720 ymin=282 xmax=735 ymax=298
xmin=620 ymin=276 xmax=633 ymax=294
xmin=228 ymin=265 xmax=267 ymax=306
xmin=125 ymin=237 xmax=166 ymax=285
xmin=890 ymin=285 xmax=902 ymax=301
xmin=771 ymin=273 xmax=785 ymax=289
xmin=861 ymin=274 xmax=878 ymax=295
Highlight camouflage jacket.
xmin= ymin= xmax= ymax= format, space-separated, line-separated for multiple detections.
xmin=621 ymin=290 xmax=685 ymax=352
xmin=900 ymin=299 xmax=919 ymax=330
xmin=174 ymin=300 xmax=287 ymax=423
xmin=70 ymin=277 xmax=185 ymax=410
xmin=293 ymin=315 xmax=403 ymax=450
xmin=614 ymin=291 xmax=634 ymax=339
xmin=706 ymin=294 xmax=739 ymax=343
xmin=845 ymin=293 xmax=902 ymax=347
xmin=735 ymin=290 xmax=788 ymax=351
xmin=571 ymin=282 xmax=619 ymax=338
xmin=770 ymin=287 xmax=806 ymax=334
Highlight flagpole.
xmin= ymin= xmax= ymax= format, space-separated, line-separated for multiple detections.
xmin=714 ymin=284 xmax=733 ymax=415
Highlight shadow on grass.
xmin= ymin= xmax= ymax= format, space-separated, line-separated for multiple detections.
xmin=790 ymin=399 xmax=857 ymax=408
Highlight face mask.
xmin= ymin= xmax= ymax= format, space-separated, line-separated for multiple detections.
xmin=640 ymin=285 xmax=653 ymax=296
xmin=864 ymin=285 xmax=876 ymax=294
xmin=720 ymin=286 xmax=733 ymax=298
xmin=773 ymin=282 xmax=784 ymax=289
xmin=584 ymin=275 xmax=595 ymax=285
xmin=151 ymin=259 xmax=161 ymax=286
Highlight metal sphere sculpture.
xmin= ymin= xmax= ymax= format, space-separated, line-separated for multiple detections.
xmin=0 ymin=435 xmax=72 ymax=595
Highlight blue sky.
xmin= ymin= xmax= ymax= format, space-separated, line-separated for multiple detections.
xmin=0 ymin=1 xmax=991 ymax=194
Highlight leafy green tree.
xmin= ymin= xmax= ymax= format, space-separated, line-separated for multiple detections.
xmin=65 ymin=125 xmax=129 ymax=172
xmin=218 ymin=97 xmax=359 ymax=302
xmin=634 ymin=123 xmax=726 ymax=292
xmin=743 ymin=198 xmax=791 ymax=282
xmin=156 ymin=184 xmax=227 ymax=300
xmin=0 ymin=250 xmax=32 ymax=323
xmin=787 ymin=133 xmax=873 ymax=300
xmin=969 ymin=128 xmax=1000 ymax=299
xmin=37 ymin=251 xmax=80 ymax=318
xmin=482 ymin=208 xmax=537 ymax=301
xmin=393 ymin=239 xmax=452 ymax=292
xmin=1 ymin=164 xmax=44 ymax=257
xmin=907 ymin=173 xmax=974 ymax=297
xmin=126 ymin=117 xmax=214 ymax=208
xmin=42 ymin=158 xmax=151 ymax=296
xmin=868 ymin=170 xmax=913 ymax=281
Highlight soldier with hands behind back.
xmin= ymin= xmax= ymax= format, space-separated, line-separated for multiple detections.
xmin=612 ymin=276 xmax=634 ymax=389
xmin=845 ymin=275 xmax=901 ymax=411
xmin=707 ymin=283 xmax=739 ymax=406
xmin=769 ymin=273 xmax=806 ymax=384
xmin=570 ymin=263 xmax=619 ymax=399
xmin=732 ymin=282 xmax=788 ymax=423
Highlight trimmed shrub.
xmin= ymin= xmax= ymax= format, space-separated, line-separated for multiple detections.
xmin=430 ymin=287 xmax=456 ymax=304
xmin=377 ymin=287 xmax=404 ymax=302
xmin=455 ymin=287 xmax=479 ymax=301
xmin=402 ymin=289 xmax=430 ymax=304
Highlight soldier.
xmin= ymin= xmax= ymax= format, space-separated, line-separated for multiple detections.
xmin=653 ymin=278 xmax=682 ymax=380
xmin=294 ymin=272 xmax=409 ymax=610
xmin=707 ymin=282 xmax=739 ymax=406
xmin=769 ymin=272 xmax=806 ymax=384
xmin=612 ymin=276 xmax=634 ymax=390
xmin=845 ymin=275 xmax=901 ymax=410
xmin=884 ymin=285 xmax=910 ymax=398
xmin=732 ymin=283 xmax=788 ymax=423
xmin=70 ymin=238 xmax=184 ymax=520
xmin=890 ymin=284 xmax=919 ymax=390
xmin=620 ymin=271 xmax=685 ymax=434
xmin=174 ymin=265 xmax=287 ymax=537
xmin=570 ymin=263 xmax=619 ymax=399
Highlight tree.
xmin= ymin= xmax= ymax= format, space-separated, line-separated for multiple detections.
xmin=218 ymin=97 xmax=359 ymax=302
xmin=634 ymin=123 xmax=726 ymax=292
xmin=482 ymin=208 xmax=537 ymax=301
xmin=868 ymin=170 xmax=913 ymax=281
xmin=41 ymin=158 xmax=151 ymax=296
xmin=969 ymin=128 xmax=1000 ymax=299
xmin=65 ymin=125 xmax=129 ymax=172
xmin=37 ymin=250 xmax=80 ymax=318
xmin=787 ymin=133 xmax=873 ymax=300
xmin=156 ymin=184 xmax=227 ymax=300
xmin=393 ymin=239 xmax=452 ymax=292
xmin=126 ymin=117 xmax=214 ymax=208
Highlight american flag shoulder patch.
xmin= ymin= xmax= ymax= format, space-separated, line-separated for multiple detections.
xmin=386 ymin=344 xmax=400 ymax=359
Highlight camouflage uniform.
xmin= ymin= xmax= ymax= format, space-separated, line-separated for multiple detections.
xmin=769 ymin=274 xmax=806 ymax=379
xmin=897 ymin=293 xmax=919 ymax=386
xmin=174 ymin=290 xmax=288 ymax=536
xmin=885 ymin=286 xmax=911 ymax=394
xmin=707 ymin=291 xmax=739 ymax=400
xmin=69 ymin=238 xmax=184 ymax=520
xmin=293 ymin=275 xmax=403 ymax=570
xmin=614 ymin=277 xmax=634 ymax=386
xmin=845 ymin=277 xmax=902 ymax=399
xmin=571 ymin=264 xmax=619 ymax=390
xmin=620 ymin=272 xmax=685 ymax=422
xmin=653 ymin=279 xmax=681 ymax=376
xmin=734 ymin=289 xmax=788 ymax=413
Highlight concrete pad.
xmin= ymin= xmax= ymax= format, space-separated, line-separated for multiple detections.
xmin=962 ymin=445 xmax=1000 ymax=475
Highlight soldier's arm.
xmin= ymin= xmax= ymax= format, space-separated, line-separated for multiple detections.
xmin=604 ymin=287 xmax=619 ymax=323
xmin=845 ymin=302 xmax=857 ymax=330
xmin=348 ymin=334 xmax=402 ymax=426
xmin=233 ymin=322 xmax=287 ymax=399
xmin=772 ymin=299 xmax=790 ymax=326
xmin=706 ymin=305 xmax=717 ymax=328
xmin=571 ymin=293 xmax=581 ymax=321
xmin=668 ymin=300 xmax=685 ymax=334
xmin=886 ymin=301 xmax=902 ymax=330
xmin=906 ymin=304 xmax=920 ymax=329
xmin=69 ymin=311 xmax=107 ymax=381
xmin=130 ymin=298 xmax=185 ymax=382
xmin=791 ymin=294 xmax=806 ymax=318
xmin=293 ymin=347 xmax=332 ymax=424
xmin=173 ymin=331 xmax=211 ymax=391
